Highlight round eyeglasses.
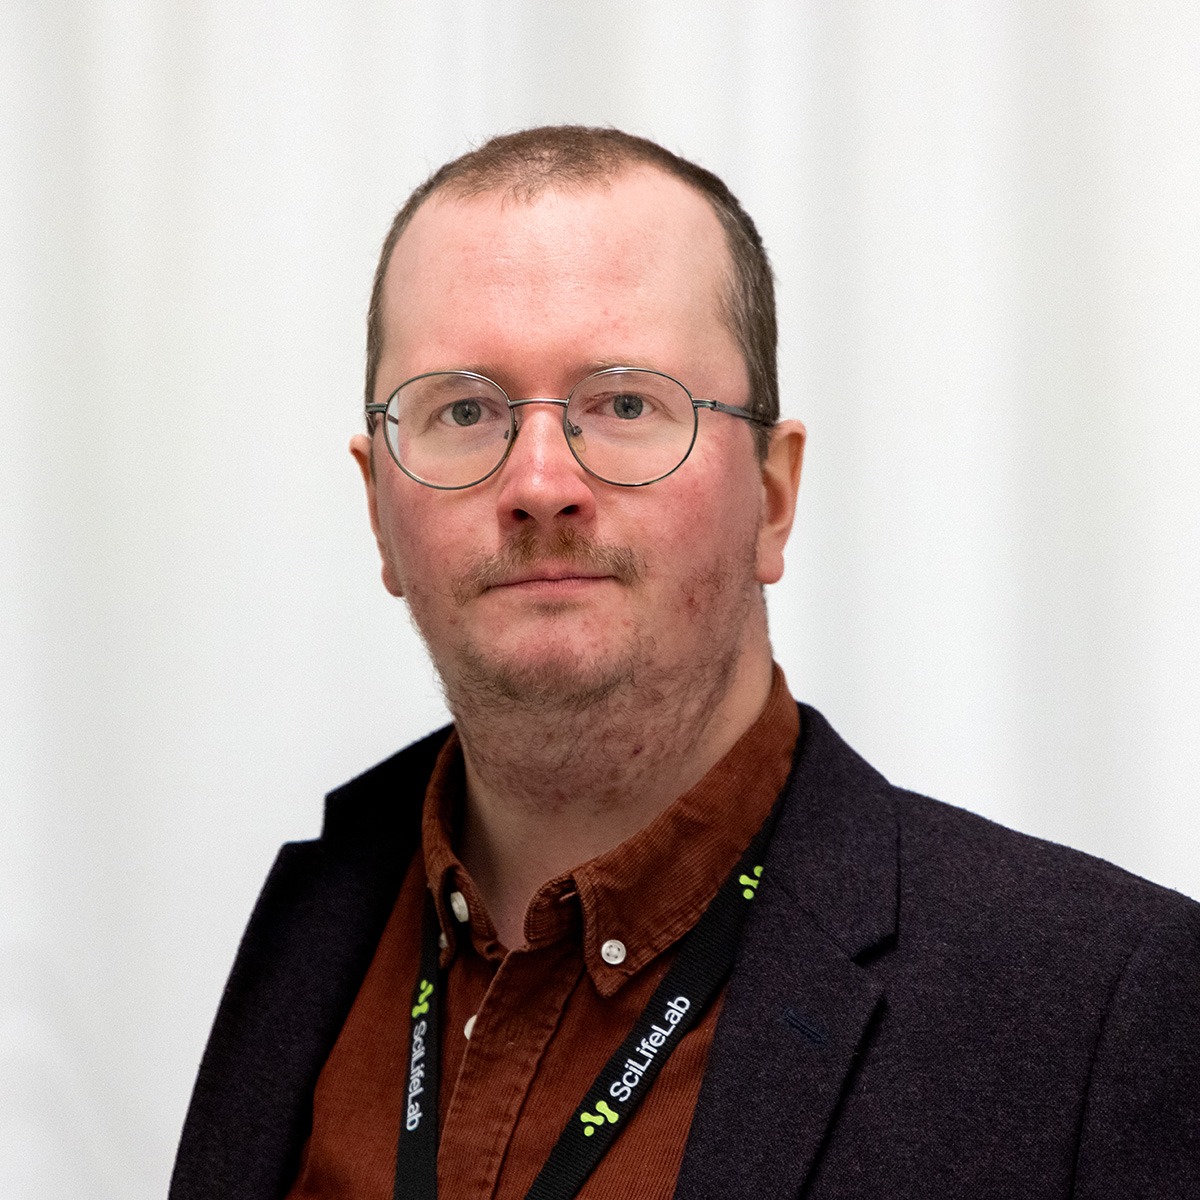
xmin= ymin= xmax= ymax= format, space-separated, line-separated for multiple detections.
xmin=366 ymin=366 xmax=770 ymax=490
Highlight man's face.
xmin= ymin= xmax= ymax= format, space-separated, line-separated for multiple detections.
xmin=353 ymin=166 xmax=796 ymax=712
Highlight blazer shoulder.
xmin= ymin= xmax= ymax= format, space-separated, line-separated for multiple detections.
xmin=788 ymin=703 xmax=1198 ymax=961
xmin=320 ymin=723 xmax=454 ymax=844
xmin=890 ymin=782 xmax=1200 ymax=955
xmin=728 ymin=706 xmax=1200 ymax=1199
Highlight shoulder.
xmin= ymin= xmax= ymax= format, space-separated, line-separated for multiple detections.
xmin=788 ymin=701 xmax=1199 ymax=949
xmin=773 ymin=702 xmax=1200 ymax=1031
xmin=318 ymin=723 xmax=454 ymax=845
xmin=749 ymin=704 xmax=1200 ymax=1192
xmin=170 ymin=727 xmax=456 ymax=1200
xmin=892 ymin=782 xmax=1198 ymax=954
xmin=882 ymin=787 xmax=1200 ymax=1192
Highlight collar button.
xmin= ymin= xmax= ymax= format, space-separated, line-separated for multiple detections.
xmin=601 ymin=938 xmax=627 ymax=966
xmin=449 ymin=890 xmax=470 ymax=923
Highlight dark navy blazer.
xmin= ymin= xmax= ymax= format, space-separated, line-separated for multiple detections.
xmin=171 ymin=706 xmax=1200 ymax=1198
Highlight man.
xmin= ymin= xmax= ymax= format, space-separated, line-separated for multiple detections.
xmin=171 ymin=127 xmax=1200 ymax=1199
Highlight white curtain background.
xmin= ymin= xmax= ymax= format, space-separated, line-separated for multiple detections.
xmin=3 ymin=3 xmax=1198 ymax=1196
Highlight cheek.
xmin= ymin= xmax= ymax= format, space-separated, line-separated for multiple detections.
xmin=379 ymin=494 xmax=488 ymax=628
xmin=647 ymin=476 xmax=760 ymax=614
xmin=377 ymin=496 xmax=440 ymax=604
xmin=669 ymin=458 xmax=760 ymax=544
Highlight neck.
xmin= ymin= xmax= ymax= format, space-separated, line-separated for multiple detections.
xmin=444 ymin=632 xmax=774 ymax=949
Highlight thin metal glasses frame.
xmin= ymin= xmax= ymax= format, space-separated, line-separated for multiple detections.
xmin=364 ymin=366 xmax=771 ymax=491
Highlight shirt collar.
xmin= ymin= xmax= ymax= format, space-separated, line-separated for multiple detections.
xmin=422 ymin=665 xmax=799 ymax=993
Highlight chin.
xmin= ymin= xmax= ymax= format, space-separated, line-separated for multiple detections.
xmin=451 ymin=640 xmax=640 ymax=715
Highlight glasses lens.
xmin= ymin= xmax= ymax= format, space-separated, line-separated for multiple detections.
xmin=386 ymin=372 xmax=513 ymax=488
xmin=566 ymin=369 xmax=697 ymax=485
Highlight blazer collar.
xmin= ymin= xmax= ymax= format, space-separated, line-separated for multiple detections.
xmin=675 ymin=704 xmax=899 ymax=1200
xmin=768 ymin=703 xmax=899 ymax=958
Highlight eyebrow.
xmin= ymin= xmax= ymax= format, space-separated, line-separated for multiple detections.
xmin=452 ymin=359 xmax=663 ymax=390
xmin=587 ymin=357 xmax=660 ymax=374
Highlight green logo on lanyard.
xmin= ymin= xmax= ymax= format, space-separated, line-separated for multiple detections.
xmin=411 ymin=978 xmax=434 ymax=1019
xmin=580 ymin=1100 xmax=620 ymax=1136
xmin=739 ymin=865 xmax=763 ymax=899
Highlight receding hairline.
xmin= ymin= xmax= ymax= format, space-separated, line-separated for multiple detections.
xmin=418 ymin=128 xmax=689 ymax=201
xmin=374 ymin=163 xmax=742 ymax=380
xmin=411 ymin=158 xmax=721 ymax=216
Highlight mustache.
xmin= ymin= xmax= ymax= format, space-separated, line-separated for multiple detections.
xmin=453 ymin=527 xmax=644 ymax=603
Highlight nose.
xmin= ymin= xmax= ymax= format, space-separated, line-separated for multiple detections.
xmin=494 ymin=400 xmax=597 ymax=528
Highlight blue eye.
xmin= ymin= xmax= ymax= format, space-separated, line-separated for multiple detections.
xmin=611 ymin=393 xmax=644 ymax=419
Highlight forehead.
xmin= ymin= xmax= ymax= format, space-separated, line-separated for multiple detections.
xmin=375 ymin=166 xmax=743 ymax=394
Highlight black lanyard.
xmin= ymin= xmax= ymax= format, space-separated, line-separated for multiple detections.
xmin=393 ymin=807 xmax=777 ymax=1200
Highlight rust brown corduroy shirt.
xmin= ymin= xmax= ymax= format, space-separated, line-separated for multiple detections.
xmin=286 ymin=668 xmax=798 ymax=1200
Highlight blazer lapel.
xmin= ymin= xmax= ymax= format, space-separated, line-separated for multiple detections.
xmin=170 ymin=729 xmax=449 ymax=1200
xmin=675 ymin=706 xmax=899 ymax=1200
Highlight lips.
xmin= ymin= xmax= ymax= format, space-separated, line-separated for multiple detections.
xmin=489 ymin=567 xmax=613 ymax=588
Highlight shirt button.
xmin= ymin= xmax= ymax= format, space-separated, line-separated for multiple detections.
xmin=438 ymin=931 xmax=449 ymax=951
xmin=464 ymin=1014 xmax=477 ymax=1040
xmin=449 ymin=890 xmax=469 ymax=923
xmin=601 ymin=938 xmax=627 ymax=965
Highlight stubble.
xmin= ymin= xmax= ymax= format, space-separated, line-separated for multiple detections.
xmin=418 ymin=524 xmax=761 ymax=809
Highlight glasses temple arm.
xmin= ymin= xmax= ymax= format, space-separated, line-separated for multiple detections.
xmin=693 ymin=399 xmax=774 ymax=427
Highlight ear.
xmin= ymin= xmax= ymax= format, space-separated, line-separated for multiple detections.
xmin=755 ymin=420 xmax=806 ymax=585
xmin=350 ymin=433 xmax=405 ymax=597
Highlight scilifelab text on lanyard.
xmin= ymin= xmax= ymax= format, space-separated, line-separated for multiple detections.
xmin=393 ymin=803 xmax=778 ymax=1200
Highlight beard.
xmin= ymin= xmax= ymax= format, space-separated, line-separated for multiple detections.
xmin=455 ymin=637 xmax=640 ymax=713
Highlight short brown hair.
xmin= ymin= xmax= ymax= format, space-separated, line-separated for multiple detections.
xmin=365 ymin=125 xmax=778 ymax=455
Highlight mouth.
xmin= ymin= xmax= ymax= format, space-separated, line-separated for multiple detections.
xmin=487 ymin=567 xmax=615 ymax=590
